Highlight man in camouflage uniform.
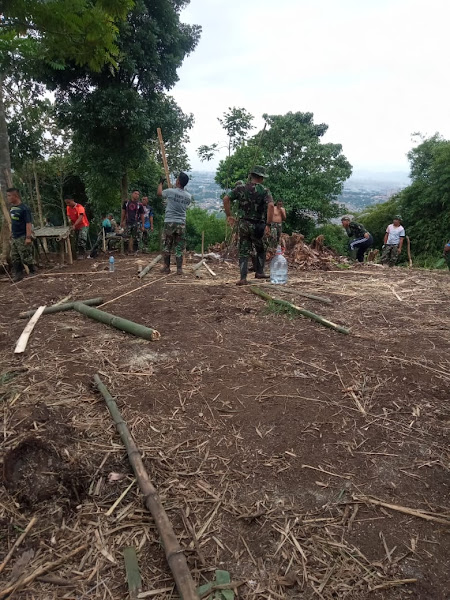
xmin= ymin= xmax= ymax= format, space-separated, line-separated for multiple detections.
xmin=223 ymin=166 xmax=274 ymax=285
xmin=7 ymin=188 xmax=35 ymax=282
xmin=121 ymin=190 xmax=144 ymax=253
xmin=157 ymin=172 xmax=191 ymax=275
xmin=341 ymin=216 xmax=373 ymax=263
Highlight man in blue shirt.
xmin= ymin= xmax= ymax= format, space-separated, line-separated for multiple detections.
xmin=7 ymin=188 xmax=35 ymax=282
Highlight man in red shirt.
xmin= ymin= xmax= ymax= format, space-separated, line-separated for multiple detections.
xmin=65 ymin=196 xmax=90 ymax=259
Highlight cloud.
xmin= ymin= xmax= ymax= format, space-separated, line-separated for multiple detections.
xmin=172 ymin=0 xmax=450 ymax=172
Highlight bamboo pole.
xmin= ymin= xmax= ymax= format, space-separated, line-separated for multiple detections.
xmin=265 ymin=284 xmax=332 ymax=305
xmin=157 ymin=128 xmax=172 ymax=188
xmin=73 ymin=302 xmax=160 ymax=341
xmin=201 ymin=231 xmax=204 ymax=259
xmin=139 ymin=254 xmax=162 ymax=279
xmin=250 ymin=286 xmax=350 ymax=335
xmin=94 ymin=375 xmax=198 ymax=600
xmin=14 ymin=306 xmax=46 ymax=353
xmin=19 ymin=297 xmax=103 ymax=319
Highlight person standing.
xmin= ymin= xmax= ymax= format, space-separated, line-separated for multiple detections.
xmin=269 ymin=199 xmax=287 ymax=249
xmin=381 ymin=215 xmax=405 ymax=266
xmin=444 ymin=239 xmax=450 ymax=270
xmin=7 ymin=188 xmax=35 ymax=282
xmin=223 ymin=166 xmax=274 ymax=285
xmin=65 ymin=196 xmax=90 ymax=259
xmin=141 ymin=196 xmax=154 ymax=249
xmin=341 ymin=216 xmax=373 ymax=263
xmin=157 ymin=173 xmax=191 ymax=275
xmin=121 ymin=190 xmax=145 ymax=253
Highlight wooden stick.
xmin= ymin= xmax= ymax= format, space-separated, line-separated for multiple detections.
xmin=0 ymin=544 xmax=87 ymax=599
xmin=105 ymin=479 xmax=136 ymax=516
xmin=201 ymin=231 xmax=204 ymax=259
xmin=19 ymin=298 xmax=103 ymax=319
xmin=0 ymin=516 xmax=37 ymax=575
xmin=250 ymin=287 xmax=350 ymax=335
xmin=406 ymin=236 xmax=412 ymax=268
xmin=192 ymin=259 xmax=205 ymax=272
xmin=14 ymin=306 xmax=46 ymax=353
xmin=157 ymin=128 xmax=172 ymax=188
xmin=264 ymin=284 xmax=332 ymax=305
xmin=97 ymin=275 xmax=169 ymax=308
xmin=139 ymin=254 xmax=162 ymax=279
xmin=94 ymin=375 xmax=198 ymax=600
xmin=354 ymin=495 xmax=450 ymax=525
xmin=203 ymin=262 xmax=217 ymax=278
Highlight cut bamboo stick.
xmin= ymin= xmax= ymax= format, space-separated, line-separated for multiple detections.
xmin=250 ymin=286 xmax=350 ymax=335
xmin=98 ymin=275 xmax=169 ymax=309
xmin=192 ymin=259 xmax=205 ymax=272
xmin=73 ymin=303 xmax=160 ymax=341
xmin=265 ymin=284 xmax=332 ymax=304
xmin=203 ymin=262 xmax=217 ymax=278
xmin=94 ymin=375 xmax=198 ymax=600
xmin=139 ymin=254 xmax=162 ymax=279
xmin=157 ymin=128 xmax=172 ymax=188
xmin=353 ymin=495 xmax=450 ymax=525
xmin=0 ymin=544 xmax=87 ymax=599
xmin=0 ymin=516 xmax=37 ymax=574
xmin=14 ymin=306 xmax=46 ymax=353
xmin=19 ymin=297 xmax=103 ymax=319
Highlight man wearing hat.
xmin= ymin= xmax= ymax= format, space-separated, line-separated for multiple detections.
xmin=223 ymin=166 xmax=274 ymax=285
xmin=381 ymin=215 xmax=405 ymax=267
xmin=341 ymin=216 xmax=373 ymax=263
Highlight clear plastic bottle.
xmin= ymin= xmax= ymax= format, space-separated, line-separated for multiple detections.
xmin=270 ymin=245 xmax=288 ymax=284
xmin=109 ymin=256 xmax=115 ymax=272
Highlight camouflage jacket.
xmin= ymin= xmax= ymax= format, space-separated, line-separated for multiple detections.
xmin=228 ymin=183 xmax=273 ymax=222
xmin=345 ymin=221 xmax=367 ymax=239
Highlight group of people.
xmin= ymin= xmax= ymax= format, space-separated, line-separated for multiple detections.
xmin=4 ymin=171 xmax=450 ymax=283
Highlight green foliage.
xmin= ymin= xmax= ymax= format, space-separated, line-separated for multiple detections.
xmin=185 ymin=207 xmax=226 ymax=251
xmin=197 ymin=106 xmax=254 ymax=164
xmin=264 ymin=300 xmax=297 ymax=320
xmin=309 ymin=224 xmax=349 ymax=255
xmin=216 ymin=111 xmax=352 ymax=235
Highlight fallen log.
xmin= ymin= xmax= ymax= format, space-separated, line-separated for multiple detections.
xmin=73 ymin=303 xmax=160 ymax=341
xmin=19 ymin=297 xmax=103 ymax=319
xmin=14 ymin=306 xmax=47 ymax=353
xmin=94 ymin=375 xmax=198 ymax=600
xmin=139 ymin=254 xmax=162 ymax=279
xmin=249 ymin=286 xmax=350 ymax=335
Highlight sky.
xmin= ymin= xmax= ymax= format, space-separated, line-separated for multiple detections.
xmin=171 ymin=0 xmax=449 ymax=174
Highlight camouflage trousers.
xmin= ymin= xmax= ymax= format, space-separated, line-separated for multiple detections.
xmin=11 ymin=236 xmax=35 ymax=272
xmin=267 ymin=223 xmax=282 ymax=250
xmin=125 ymin=224 xmax=143 ymax=251
xmin=74 ymin=227 xmax=89 ymax=253
xmin=238 ymin=219 xmax=265 ymax=259
xmin=380 ymin=244 xmax=399 ymax=266
xmin=163 ymin=222 xmax=186 ymax=257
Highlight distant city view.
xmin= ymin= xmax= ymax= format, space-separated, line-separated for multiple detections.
xmin=187 ymin=170 xmax=410 ymax=215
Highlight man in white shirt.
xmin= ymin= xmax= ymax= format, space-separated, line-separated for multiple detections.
xmin=381 ymin=215 xmax=405 ymax=266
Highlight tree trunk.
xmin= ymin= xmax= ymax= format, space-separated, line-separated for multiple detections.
xmin=33 ymin=160 xmax=44 ymax=227
xmin=121 ymin=172 xmax=128 ymax=202
xmin=0 ymin=74 xmax=12 ymax=263
xmin=59 ymin=173 xmax=67 ymax=225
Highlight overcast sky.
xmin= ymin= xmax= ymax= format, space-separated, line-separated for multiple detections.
xmin=171 ymin=0 xmax=449 ymax=174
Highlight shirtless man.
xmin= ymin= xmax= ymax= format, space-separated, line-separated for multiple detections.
xmin=268 ymin=199 xmax=286 ymax=250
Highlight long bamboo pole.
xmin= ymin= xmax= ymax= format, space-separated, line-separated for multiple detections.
xmin=139 ymin=254 xmax=162 ymax=279
xmin=19 ymin=297 xmax=103 ymax=319
xmin=264 ymin=284 xmax=332 ymax=305
xmin=73 ymin=303 xmax=160 ymax=340
xmin=250 ymin=286 xmax=350 ymax=335
xmin=157 ymin=128 xmax=172 ymax=188
xmin=94 ymin=375 xmax=198 ymax=600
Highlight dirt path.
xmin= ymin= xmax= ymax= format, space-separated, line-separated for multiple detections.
xmin=1 ymin=256 xmax=449 ymax=599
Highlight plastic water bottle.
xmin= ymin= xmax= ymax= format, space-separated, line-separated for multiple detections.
xmin=270 ymin=245 xmax=288 ymax=284
xmin=109 ymin=256 xmax=115 ymax=272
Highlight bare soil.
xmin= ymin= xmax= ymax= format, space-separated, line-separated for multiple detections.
xmin=0 ymin=254 xmax=449 ymax=600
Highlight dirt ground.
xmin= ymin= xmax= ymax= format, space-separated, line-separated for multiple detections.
xmin=0 ymin=253 xmax=449 ymax=600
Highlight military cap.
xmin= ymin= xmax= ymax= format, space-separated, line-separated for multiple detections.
xmin=393 ymin=215 xmax=403 ymax=222
xmin=250 ymin=165 xmax=268 ymax=178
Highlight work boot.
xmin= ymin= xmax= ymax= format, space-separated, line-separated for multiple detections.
xmin=255 ymin=252 xmax=269 ymax=279
xmin=27 ymin=265 xmax=36 ymax=275
xmin=12 ymin=269 xmax=23 ymax=283
xmin=236 ymin=257 xmax=249 ymax=285
xmin=176 ymin=256 xmax=183 ymax=275
xmin=248 ymin=255 xmax=257 ymax=273
xmin=160 ymin=254 xmax=171 ymax=274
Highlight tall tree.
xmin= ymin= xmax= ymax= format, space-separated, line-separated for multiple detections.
xmin=198 ymin=107 xmax=254 ymax=163
xmin=216 ymin=111 xmax=352 ymax=230
xmin=45 ymin=0 xmax=200 ymax=204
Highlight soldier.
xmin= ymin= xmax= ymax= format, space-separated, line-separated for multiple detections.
xmin=223 ymin=166 xmax=274 ymax=285
xmin=157 ymin=172 xmax=191 ymax=275
xmin=7 ymin=188 xmax=35 ymax=282
xmin=341 ymin=216 xmax=373 ymax=263
xmin=381 ymin=215 xmax=405 ymax=266
xmin=65 ymin=196 xmax=90 ymax=259
xmin=121 ymin=190 xmax=145 ymax=253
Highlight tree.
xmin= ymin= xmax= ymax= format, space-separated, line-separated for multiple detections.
xmin=197 ymin=106 xmax=254 ymax=164
xmin=358 ymin=195 xmax=403 ymax=250
xmin=185 ymin=207 xmax=226 ymax=251
xmin=216 ymin=111 xmax=352 ymax=231
xmin=46 ymin=0 xmax=200 ymax=205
